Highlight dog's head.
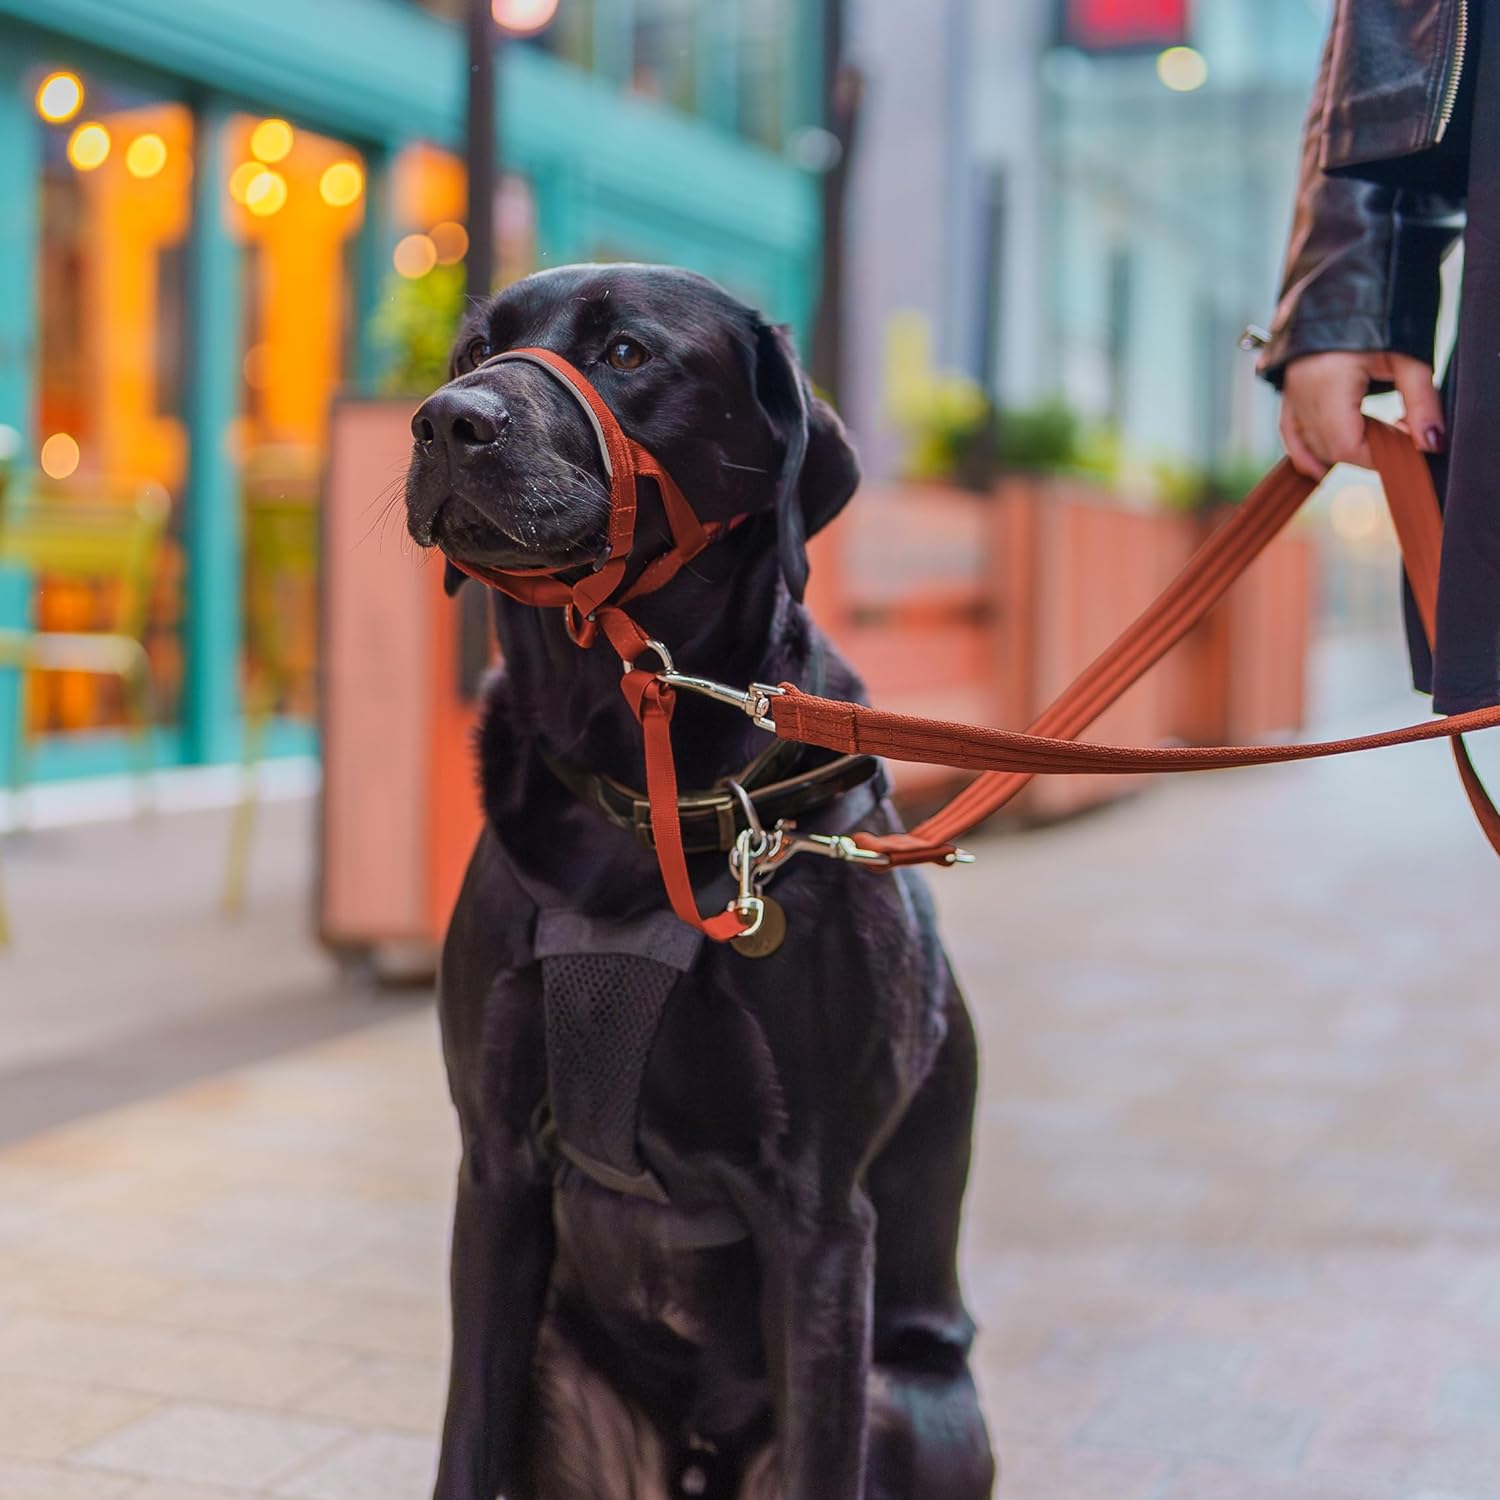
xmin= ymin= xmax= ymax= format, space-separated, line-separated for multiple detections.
xmin=404 ymin=264 xmax=858 ymax=602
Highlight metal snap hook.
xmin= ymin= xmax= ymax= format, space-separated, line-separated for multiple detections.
xmin=623 ymin=639 xmax=675 ymax=676
xmin=724 ymin=778 xmax=764 ymax=843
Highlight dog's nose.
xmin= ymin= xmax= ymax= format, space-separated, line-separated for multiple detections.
xmin=411 ymin=387 xmax=511 ymax=451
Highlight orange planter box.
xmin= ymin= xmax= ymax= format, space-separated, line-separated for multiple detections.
xmin=319 ymin=399 xmax=485 ymax=961
xmin=810 ymin=475 xmax=1315 ymax=826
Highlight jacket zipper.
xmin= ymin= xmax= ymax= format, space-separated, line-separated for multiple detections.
xmin=1436 ymin=0 xmax=1470 ymax=142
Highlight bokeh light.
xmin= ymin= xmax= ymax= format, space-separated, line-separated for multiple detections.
xmin=40 ymin=432 xmax=81 ymax=480
xmin=245 ymin=168 xmax=288 ymax=217
xmin=250 ymin=117 xmax=294 ymax=163
xmin=228 ymin=160 xmax=263 ymax=204
xmin=35 ymin=71 xmax=84 ymax=124
xmin=430 ymin=220 xmax=469 ymax=265
xmin=125 ymin=133 xmax=168 ymax=179
xmin=67 ymin=122 xmax=111 ymax=171
xmin=1157 ymin=46 xmax=1208 ymax=92
xmin=393 ymin=233 xmax=438 ymax=279
xmin=1329 ymin=483 xmax=1385 ymax=544
xmin=493 ymin=0 xmax=559 ymax=34
xmin=319 ymin=161 xmax=364 ymax=207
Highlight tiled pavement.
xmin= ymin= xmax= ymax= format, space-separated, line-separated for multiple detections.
xmin=2 ymin=644 xmax=1499 ymax=1498
xmin=0 ymin=796 xmax=418 ymax=1143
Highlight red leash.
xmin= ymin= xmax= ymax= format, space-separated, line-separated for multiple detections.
xmin=767 ymin=422 xmax=1500 ymax=867
xmin=451 ymin=353 xmax=1500 ymax=940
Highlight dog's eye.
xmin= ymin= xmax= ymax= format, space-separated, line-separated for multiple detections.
xmin=606 ymin=337 xmax=650 ymax=371
xmin=465 ymin=337 xmax=492 ymax=370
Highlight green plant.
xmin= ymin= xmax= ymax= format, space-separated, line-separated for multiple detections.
xmin=994 ymin=400 xmax=1079 ymax=473
xmin=905 ymin=378 xmax=998 ymax=490
xmin=368 ymin=265 xmax=467 ymax=396
xmin=992 ymin=399 xmax=1119 ymax=484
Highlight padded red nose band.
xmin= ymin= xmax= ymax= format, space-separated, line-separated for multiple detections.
xmin=448 ymin=346 xmax=727 ymax=648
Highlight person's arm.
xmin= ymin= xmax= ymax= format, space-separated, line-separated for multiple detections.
xmin=1260 ymin=31 xmax=1463 ymax=477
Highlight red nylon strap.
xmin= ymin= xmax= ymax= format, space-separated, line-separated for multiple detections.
xmin=620 ymin=666 xmax=750 ymax=942
xmin=1366 ymin=422 xmax=1500 ymax=850
xmin=499 ymin=347 xmax=639 ymax=620
xmin=760 ymin=420 xmax=1500 ymax=866
xmin=766 ymin=686 xmax=1500 ymax=776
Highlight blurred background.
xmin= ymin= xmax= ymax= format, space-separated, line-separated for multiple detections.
xmin=2 ymin=3 xmax=1499 ymax=1498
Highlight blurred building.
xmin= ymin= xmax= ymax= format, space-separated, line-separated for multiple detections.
xmin=843 ymin=0 xmax=1329 ymax=480
xmin=0 ymin=0 xmax=826 ymax=782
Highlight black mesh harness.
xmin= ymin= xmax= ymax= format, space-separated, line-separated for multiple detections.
xmin=534 ymin=908 xmax=699 ymax=1206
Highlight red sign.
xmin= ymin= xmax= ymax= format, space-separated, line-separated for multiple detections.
xmin=1063 ymin=0 xmax=1191 ymax=50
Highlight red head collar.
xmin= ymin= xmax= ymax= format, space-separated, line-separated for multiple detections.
xmin=447 ymin=347 xmax=739 ymax=659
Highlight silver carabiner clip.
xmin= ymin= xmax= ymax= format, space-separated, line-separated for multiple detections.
xmin=728 ymin=824 xmax=768 ymax=937
xmin=623 ymin=641 xmax=785 ymax=731
xmin=725 ymin=778 xmax=764 ymax=843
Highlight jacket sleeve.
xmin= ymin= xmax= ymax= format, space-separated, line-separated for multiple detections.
xmin=1258 ymin=32 xmax=1464 ymax=388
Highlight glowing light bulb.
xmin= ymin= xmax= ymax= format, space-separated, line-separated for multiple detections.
xmin=493 ymin=0 xmax=559 ymax=34
xmin=229 ymin=161 xmax=263 ymax=204
xmin=319 ymin=161 xmax=364 ymax=207
xmin=393 ymin=234 xmax=438 ymax=279
xmin=40 ymin=432 xmax=81 ymax=480
xmin=67 ymin=122 xmax=111 ymax=171
xmin=1157 ymin=46 xmax=1208 ymax=93
xmin=250 ymin=117 xmax=294 ymax=163
xmin=126 ymin=133 xmax=168 ymax=179
xmin=429 ymin=220 xmax=469 ymax=265
xmin=245 ymin=169 xmax=288 ymax=217
xmin=36 ymin=71 xmax=84 ymax=124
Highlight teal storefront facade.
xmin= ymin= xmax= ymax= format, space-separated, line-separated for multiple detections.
xmin=0 ymin=0 xmax=823 ymax=782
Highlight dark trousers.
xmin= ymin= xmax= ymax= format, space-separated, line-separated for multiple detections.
xmin=1411 ymin=0 xmax=1500 ymax=714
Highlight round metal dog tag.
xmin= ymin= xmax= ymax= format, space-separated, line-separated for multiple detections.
xmin=731 ymin=896 xmax=786 ymax=958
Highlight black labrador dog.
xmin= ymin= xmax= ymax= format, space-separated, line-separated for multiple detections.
xmin=404 ymin=264 xmax=993 ymax=1500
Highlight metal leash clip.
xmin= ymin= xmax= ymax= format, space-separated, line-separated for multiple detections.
xmin=724 ymin=779 xmax=778 ymax=936
xmin=772 ymin=830 xmax=892 ymax=867
xmin=729 ymin=826 xmax=771 ymax=937
xmin=722 ymin=781 xmax=792 ymax=956
xmin=627 ymin=641 xmax=784 ymax=731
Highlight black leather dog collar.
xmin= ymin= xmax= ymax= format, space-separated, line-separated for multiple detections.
xmin=540 ymin=739 xmax=882 ymax=854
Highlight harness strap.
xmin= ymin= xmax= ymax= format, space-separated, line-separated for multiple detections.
xmin=758 ymin=422 xmax=1500 ymax=866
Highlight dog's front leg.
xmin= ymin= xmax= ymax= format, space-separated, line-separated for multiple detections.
xmin=751 ymin=1192 xmax=877 ymax=1500
xmin=432 ymin=1151 xmax=554 ymax=1500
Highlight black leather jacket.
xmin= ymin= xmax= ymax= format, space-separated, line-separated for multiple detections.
xmin=1258 ymin=0 xmax=1473 ymax=384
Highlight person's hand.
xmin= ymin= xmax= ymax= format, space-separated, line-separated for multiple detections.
xmin=1279 ymin=350 xmax=1445 ymax=479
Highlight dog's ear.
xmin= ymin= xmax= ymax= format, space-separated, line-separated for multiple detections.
xmin=443 ymin=559 xmax=468 ymax=597
xmin=753 ymin=320 xmax=860 ymax=602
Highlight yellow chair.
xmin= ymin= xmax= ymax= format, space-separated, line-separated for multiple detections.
xmin=0 ymin=481 xmax=170 ymax=800
xmin=0 ymin=482 xmax=169 ymax=946
xmin=222 ymin=491 xmax=319 ymax=915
